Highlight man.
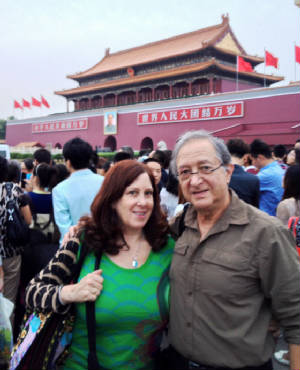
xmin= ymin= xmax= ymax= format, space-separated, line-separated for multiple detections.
xmin=227 ymin=138 xmax=260 ymax=207
xmin=33 ymin=148 xmax=51 ymax=166
xmin=144 ymin=157 xmax=162 ymax=189
xmin=168 ymin=130 xmax=300 ymax=370
xmin=273 ymin=144 xmax=288 ymax=170
xmin=250 ymin=139 xmax=284 ymax=216
xmin=52 ymin=137 xmax=104 ymax=243
xmin=104 ymin=113 xmax=117 ymax=134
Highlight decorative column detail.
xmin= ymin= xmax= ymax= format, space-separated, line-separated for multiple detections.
xmin=152 ymin=88 xmax=155 ymax=101
xmin=209 ymin=77 xmax=214 ymax=94
xmin=115 ymin=94 xmax=118 ymax=106
xmin=88 ymin=98 xmax=92 ymax=109
xmin=169 ymin=85 xmax=173 ymax=99
xmin=74 ymin=100 xmax=79 ymax=111
xmin=136 ymin=90 xmax=139 ymax=103
xmin=188 ymin=82 xmax=192 ymax=96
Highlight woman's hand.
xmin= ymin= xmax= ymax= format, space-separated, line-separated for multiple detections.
xmin=60 ymin=269 xmax=104 ymax=304
xmin=61 ymin=223 xmax=82 ymax=246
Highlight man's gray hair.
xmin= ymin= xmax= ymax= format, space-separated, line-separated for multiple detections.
xmin=170 ymin=130 xmax=231 ymax=175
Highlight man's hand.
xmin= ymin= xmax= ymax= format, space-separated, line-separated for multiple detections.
xmin=60 ymin=270 xmax=103 ymax=304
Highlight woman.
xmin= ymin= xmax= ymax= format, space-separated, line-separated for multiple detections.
xmin=25 ymin=160 xmax=174 ymax=370
xmin=160 ymin=171 xmax=179 ymax=220
xmin=0 ymin=157 xmax=31 ymax=321
xmin=274 ymin=164 xmax=300 ymax=367
xmin=276 ymin=164 xmax=300 ymax=225
xmin=22 ymin=163 xmax=60 ymax=280
xmin=286 ymin=148 xmax=300 ymax=166
xmin=27 ymin=163 xmax=57 ymax=216
xmin=0 ymin=256 xmax=4 ymax=292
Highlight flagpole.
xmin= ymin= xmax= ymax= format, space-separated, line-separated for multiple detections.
xmin=263 ymin=48 xmax=266 ymax=88
xmin=236 ymin=56 xmax=239 ymax=91
xmin=294 ymin=42 xmax=296 ymax=81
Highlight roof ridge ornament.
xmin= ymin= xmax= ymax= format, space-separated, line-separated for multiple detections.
xmin=105 ymin=48 xmax=110 ymax=57
xmin=221 ymin=14 xmax=229 ymax=24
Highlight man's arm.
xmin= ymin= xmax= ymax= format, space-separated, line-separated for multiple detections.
xmin=52 ymin=186 xmax=73 ymax=242
xmin=289 ymin=343 xmax=300 ymax=370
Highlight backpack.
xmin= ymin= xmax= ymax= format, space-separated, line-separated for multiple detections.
xmin=288 ymin=216 xmax=300 ymax=257
xmin=4 ymin=183 xmax=30 ymax=247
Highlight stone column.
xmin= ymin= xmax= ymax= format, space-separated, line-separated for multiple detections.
xmin=169 ymin=85 xmax=173 ymax=99
xmin=209 ymin=77 xmax=214 ymax=94
xmin=188 ymin=82 xmax=192 ymax=96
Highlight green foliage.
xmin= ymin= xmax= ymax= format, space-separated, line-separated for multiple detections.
xmin=11 ymin=152 xmax=30 ymax=159
xmin=52 ymin=153 xmax=64 ymax=160
xmin=97 ymin=151 xmax=139 ymax=160
xmin=11 ymin=152 xmax=64 ymax=160
xmin=0 ymin=119 xmax=6 ymax=139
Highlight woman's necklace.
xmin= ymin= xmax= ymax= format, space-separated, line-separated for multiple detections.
xmin=132 ymin=244 xmax=140 ymax=268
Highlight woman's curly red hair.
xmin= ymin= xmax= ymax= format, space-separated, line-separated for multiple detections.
xmin=80 ymin=160 xmax=168 ymax=254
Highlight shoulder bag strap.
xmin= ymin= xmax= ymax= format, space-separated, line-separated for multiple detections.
xmin=157 ymin=266 xmax=170 ymax=324
xmin=178 ymin=203 xmax=189 ymax=237
xmin=86 ymin=251 xmax=105 ymax=370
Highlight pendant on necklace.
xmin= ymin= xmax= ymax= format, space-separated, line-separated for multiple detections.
xmin=132 ymin=258 xmax=138 ymax=268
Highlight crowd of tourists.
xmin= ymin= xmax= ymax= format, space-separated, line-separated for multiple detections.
xmin=0 ymin=132 xmax=299 ymax=370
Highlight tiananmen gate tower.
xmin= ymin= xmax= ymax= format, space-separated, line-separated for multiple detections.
xmin=6 ymin=15 xmax=300 ymax=150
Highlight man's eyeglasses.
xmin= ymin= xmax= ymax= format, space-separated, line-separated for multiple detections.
xmin=177 ymin=163 xmax=223 ymax=181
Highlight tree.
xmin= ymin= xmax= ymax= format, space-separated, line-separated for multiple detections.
xmin=0 ymin=119 xmax=6 ymax=140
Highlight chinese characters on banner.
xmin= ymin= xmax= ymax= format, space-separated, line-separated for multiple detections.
xmin=137 ymin=102 xmax=243 ymax=125
xmin=32 ymin=119 xmax=88 ymax=133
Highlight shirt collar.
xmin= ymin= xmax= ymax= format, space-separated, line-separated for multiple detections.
xmin=70 ymin=168 xmax=93 ymax=178
xmin=184 ymin=189 xmax=250 ymax=234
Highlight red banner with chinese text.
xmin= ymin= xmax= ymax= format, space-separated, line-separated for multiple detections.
xmin=32 ymin=118 xmax=88 ymax=133
xmin=137 ymin=102 xmax=243 ymax=125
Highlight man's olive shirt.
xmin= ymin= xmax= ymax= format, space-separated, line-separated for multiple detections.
xmin=169 ymin=191 xmax=300 ymax=368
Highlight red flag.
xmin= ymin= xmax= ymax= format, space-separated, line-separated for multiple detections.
xmin=237 ymin=56 xmax=253 ymax=72
xmin=41 ymin=95 xmax=50 ymax=108
xmin=14 ymin=100 xmax=23 ymax=109
xmin=32 ymin=97 xmax=41 ymax=107
xmin=22 ymin=98 xmax=31 ymax=108
xmin=295 ymin=45 xmax=300 ymax=64
xmin=265 ymin=50 xmax=278 ymax=68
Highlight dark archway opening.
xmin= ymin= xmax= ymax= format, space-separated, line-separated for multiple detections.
xmin=140 ymin=137 xmax=153 ymax=151
xmin=104 ymin=135 xmax=117 ymax=151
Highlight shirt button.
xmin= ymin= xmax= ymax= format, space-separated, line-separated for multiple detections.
xmin=188 ymin=291 xmax=192 ymax=296
xmin=186 ymin=322 xmax=192 ymax=327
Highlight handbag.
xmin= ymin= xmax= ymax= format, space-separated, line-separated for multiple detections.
xmin=0 ymin=293 xmax=14 ymax=367
xmin=10 ymin=239 xmax=90 ymax=370
xmin=4 ymin=183 xmax=30 ymax=247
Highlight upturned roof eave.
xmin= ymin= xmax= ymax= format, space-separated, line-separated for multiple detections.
xmin=55 ymin=59 xmax=283 ymax=98
xmin=67 ymin=17 xmax=229 ymax=81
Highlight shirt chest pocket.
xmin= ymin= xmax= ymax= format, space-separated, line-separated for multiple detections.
xmin=169 ymin=240 xmax=189 ymax=282
xmin=195 ymin=248 xmax=257 ymax=298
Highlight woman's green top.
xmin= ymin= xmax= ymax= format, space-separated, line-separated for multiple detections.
xmin=63 ymin=236 xmax=174 ymax=370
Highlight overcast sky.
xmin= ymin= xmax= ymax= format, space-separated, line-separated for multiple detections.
xmin=0 ymin=0 xmax=299 ymax=120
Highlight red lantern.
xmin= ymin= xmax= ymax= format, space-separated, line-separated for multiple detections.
xmin=127 ymin=67 xmax=135 ymax=77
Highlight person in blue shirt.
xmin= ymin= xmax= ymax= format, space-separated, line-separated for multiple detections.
xmin=250 ymin=139 xmax=284 ymax=216
xmin=52 ymin=137 xmax=104 ymax=243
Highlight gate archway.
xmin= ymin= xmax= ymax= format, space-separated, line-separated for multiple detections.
xmin=104 ymin=135 xmax=117 ymax=151
xmin=140 ymin=137 xmax=153 ymax=151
